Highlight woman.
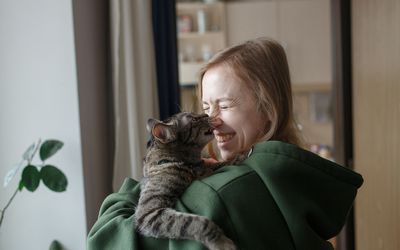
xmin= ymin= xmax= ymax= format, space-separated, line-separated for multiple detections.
xmin=87 ymin=38 xmax=363 ymax=250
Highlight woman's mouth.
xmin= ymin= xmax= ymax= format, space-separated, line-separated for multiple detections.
xmin=215 ymin=133 xmax=235 ymax=143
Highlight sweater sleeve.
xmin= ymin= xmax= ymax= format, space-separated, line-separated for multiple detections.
xmin=87 ymin=178 xmax=141 ymax=250
xmin=86 ymin=178 xmax=236 ymax=250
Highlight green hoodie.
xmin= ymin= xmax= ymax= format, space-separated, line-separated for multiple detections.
xmin=87 ymin=141 xmax=363 ymax=250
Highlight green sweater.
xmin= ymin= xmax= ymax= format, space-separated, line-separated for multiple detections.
xmin=87 ymin=141 xmax=363 ymax=250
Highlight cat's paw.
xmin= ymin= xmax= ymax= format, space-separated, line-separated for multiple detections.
xmin=207 ymin=235 xmax=237 ymax=250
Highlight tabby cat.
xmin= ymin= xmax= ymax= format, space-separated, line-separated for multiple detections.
xmin=135 ymin=112 xmax=236 ymax=250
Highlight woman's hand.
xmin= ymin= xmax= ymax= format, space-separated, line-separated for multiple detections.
xmin=202 ymin=157 xmax=220 ymax=167
xmin=202 ymin=158 xmax=226 ymax=174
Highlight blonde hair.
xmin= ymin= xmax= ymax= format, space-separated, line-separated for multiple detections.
xmin=198 ymin=37 xmax=303 ymax=147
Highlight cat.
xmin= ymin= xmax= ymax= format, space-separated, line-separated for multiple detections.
xmin=135 ymin=112 xmax=236 ymax=250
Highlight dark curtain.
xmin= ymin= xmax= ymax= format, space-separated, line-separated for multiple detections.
xmin=152 ymin=0 xmax=181 ymax=120
xmin=331 ymin=0 xmax=354 ymax=249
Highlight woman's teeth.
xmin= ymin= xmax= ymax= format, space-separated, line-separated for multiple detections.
xmin=215 ymin=133 xmax=234 ymax=143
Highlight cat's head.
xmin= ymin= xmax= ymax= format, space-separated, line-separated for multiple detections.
xmin=146 ymin=112 xmax=215 ymax=151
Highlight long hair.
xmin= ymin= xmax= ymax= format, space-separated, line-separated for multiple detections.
xmin=198 ymin=37 xmax=303 ymax=147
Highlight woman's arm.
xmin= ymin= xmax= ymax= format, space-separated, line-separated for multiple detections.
xmin=87 ymin=178 xmax=141 ymax=250
xmin=87 ymin=166 xmax=296 ymax=250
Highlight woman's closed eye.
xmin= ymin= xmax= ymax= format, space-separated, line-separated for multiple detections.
xmin=219 ymin=101 xmax=235 ymax=110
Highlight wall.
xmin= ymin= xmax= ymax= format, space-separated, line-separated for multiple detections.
xmin=352 ymin=0 xmax=400 ymax=249
xmin=0 ymin=0 xmax=87 ymax=249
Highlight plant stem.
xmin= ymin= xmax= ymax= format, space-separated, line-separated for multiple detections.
xmin=0 ymin=187 xmax=19 ymax=228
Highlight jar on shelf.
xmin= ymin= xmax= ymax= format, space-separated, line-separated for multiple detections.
xmin=201 ymin=44 xmax=213 ymax=62
xmin=177 ymin=15 xmax=192 ymax=33
xmin=185 ymin=44 xmax=197 ymax=62
xmin=197 ymin=9 xmax=207 ymax=33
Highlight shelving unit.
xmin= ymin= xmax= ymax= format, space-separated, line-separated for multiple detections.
xmin=176 ymin=2 xmax=227 ymax=85
xmin=292 ymin=83 xmax=331 ymax=93
xmin=178 ymin=31 xmax=224 ymax=39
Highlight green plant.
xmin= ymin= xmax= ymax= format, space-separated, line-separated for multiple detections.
xmin=49 ymin=239 xmax=63 ymax=250
xmin=0 ymin=139 xmax=68 ymax=228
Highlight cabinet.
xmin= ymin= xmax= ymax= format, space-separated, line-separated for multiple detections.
xmin=176 ymin=2 xmax=227 ymax=85
xmin=226 ymin=0 xmax=332 ymax=86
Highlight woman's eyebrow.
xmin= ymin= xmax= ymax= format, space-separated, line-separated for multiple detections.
xmin=218 ymin=97 xmax=234 ymax=102
xmin=202 ymin=97 xmax=234 ymax=104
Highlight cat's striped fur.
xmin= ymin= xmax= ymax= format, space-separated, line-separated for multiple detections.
xmin=135 ymin=112 xmax=236 ymax=250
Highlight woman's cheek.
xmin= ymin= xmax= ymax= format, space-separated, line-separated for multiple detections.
xmin=220 ymin=111 xmax=235 ymax=124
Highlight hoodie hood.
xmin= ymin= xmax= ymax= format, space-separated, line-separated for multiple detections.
xmin=246 ymin=141 xmax=363 ymax=249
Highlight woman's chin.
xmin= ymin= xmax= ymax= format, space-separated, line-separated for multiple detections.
xmin=219 ymin=150 xmax=236 ymax=162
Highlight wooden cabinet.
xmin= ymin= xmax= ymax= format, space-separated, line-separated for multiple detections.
xmin=176 ymin=2 xmax=227 ymax=85
xmin=278 ymin=0 xmax=332 ymax=85
xmin=226 ymin=1 xmax=278 ymax=46
xmin=226 ymin=0 xmax=332 ymax=86
xmin=225 ymin=0 xmax=333 ymax=148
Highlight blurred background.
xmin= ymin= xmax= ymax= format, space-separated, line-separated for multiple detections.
xmin=0 ymin=0 xmax=398 ymax=249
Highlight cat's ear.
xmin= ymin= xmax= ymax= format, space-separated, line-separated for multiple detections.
xmin=152 ymin=123 xmax=175 ymax=143
xmin=146 ymin=118 xmax=159 ymax=133
xmin=147 ymin=118 xmax=176 ymax=143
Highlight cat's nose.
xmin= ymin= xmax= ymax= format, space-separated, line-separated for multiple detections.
xmin=209 ymin=117 xmax=222 ymax=127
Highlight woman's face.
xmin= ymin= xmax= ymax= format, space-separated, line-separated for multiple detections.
xmin=202 ymin=65 xmax=266 ymax=161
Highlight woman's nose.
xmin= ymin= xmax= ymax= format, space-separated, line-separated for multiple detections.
xmin=209 ymin=117 xmax=223 ymax=127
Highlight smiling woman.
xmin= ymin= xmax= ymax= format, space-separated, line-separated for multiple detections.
xmin=201 ymin=65 xmax=266 ymax=161
xmin=198 ymin=38 xmax=303 ymax=161
xmin=87 ymin=38 xmax=363 ymax=250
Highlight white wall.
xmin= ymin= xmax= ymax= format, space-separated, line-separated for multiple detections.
xmin=0 ymin=1 xmax=87 ymax=249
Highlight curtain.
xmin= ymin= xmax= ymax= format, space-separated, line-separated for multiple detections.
xmin=110 ymin=0 xmax=159 ymax=190
xmin=152 ymin=0 xmax=181 ymax=120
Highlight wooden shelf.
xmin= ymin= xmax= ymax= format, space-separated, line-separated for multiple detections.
xmin=178 ymin=31 xmax=224 ymax=39
xmin=177 ymin=2 xmax=227 ymax=85
xmin=292 ymin=83 xmax=332 ymax=93
xmin=179 ymin=62 xmax=206 ymax=85
xmin=177 ymin=2 xmax=224 ymax=10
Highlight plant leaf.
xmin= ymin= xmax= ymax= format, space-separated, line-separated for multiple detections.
xmin=3 ymin=162 xmax=23 ymax=187
xmin=21 ymin=165 xmax=40 ymax=192
xmin=40 ymin=165 xmax=68 ymax=192
xmin=39 ymin=140 xmax=64 ymax=161
xmin=49 ymin=240 xmax=63 ymax=250
xmin=22 ymin=142 xmax=36 ymax=161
